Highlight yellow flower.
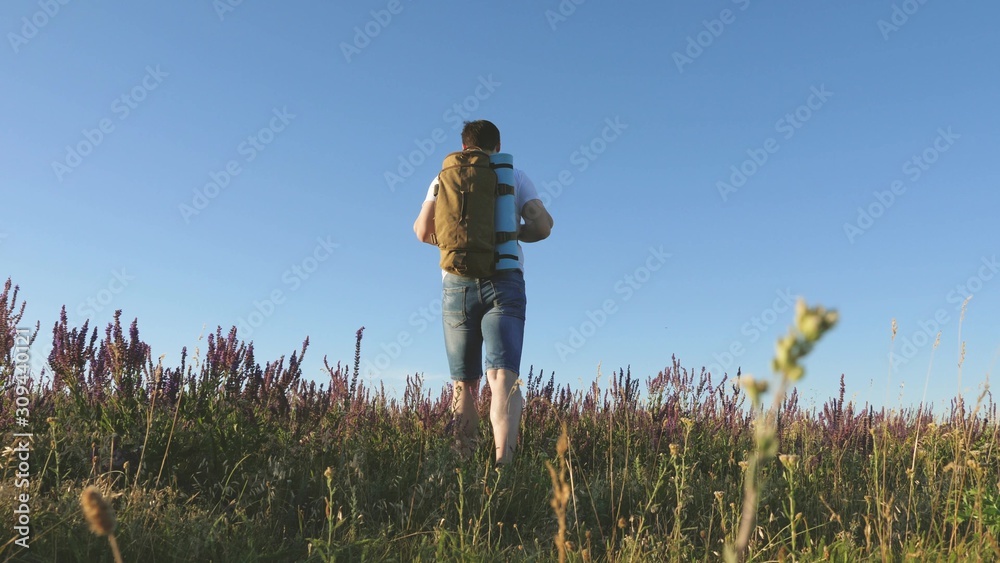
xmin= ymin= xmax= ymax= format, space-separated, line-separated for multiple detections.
xmin=798 ymin=314 xmax=822 ymax=341
xmin=787 ymin=365 xmax=805 ymax=382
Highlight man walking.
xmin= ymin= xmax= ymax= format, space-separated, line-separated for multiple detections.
xmin=413 ymin=120 xmax=553 ymax=465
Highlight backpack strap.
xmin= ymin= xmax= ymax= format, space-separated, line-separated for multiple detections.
xmin=495 ymin=232 xmax=517 ymax=244
xmin=496 ymin=184 xmax=515 ymax=196
xmin=440 ymin=163 xmax=492 ymax=173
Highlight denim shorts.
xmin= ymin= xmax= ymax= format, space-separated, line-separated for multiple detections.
xmin=442 ymin=269 xmax=526 ymax=381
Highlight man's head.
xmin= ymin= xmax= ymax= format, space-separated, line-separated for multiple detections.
xmin=461 ymin=120 xmax=501 ymax=154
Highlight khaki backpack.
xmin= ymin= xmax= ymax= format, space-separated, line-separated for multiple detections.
xmin=434 ymin=148 xmax=516 ymax=278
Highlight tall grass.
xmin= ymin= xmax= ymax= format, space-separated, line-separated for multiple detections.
xmin=1 ymin=278 xmax=997 ymax=561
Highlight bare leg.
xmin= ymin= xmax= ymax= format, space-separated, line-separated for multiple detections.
xmin=451 ymin=380 xmax=480 ymax=459
xmin=487 ymin=368 xmax=523 ymax=465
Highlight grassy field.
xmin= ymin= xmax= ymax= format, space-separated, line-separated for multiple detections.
xmin=1 ymin=281 xmax=998 ymax=562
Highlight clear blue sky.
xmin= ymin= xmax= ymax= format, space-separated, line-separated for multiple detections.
xmin=4 ymin=1 xmax=998 ymax=412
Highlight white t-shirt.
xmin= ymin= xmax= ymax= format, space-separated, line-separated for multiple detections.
xmin=425 ymin=168 xmax=541 ymax=277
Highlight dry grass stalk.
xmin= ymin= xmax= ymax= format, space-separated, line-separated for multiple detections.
xmin=546 ymin=422 xmax=571 ymax=563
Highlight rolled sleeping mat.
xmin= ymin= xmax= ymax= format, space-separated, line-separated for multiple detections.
xmin=490 ymin=153 xmax=519 ymax=271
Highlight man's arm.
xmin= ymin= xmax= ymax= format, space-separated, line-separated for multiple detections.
xmin=413 ymin=201 xmax=437 ymax=245
xmin=518 ymin=199 xmax=553 ymax=243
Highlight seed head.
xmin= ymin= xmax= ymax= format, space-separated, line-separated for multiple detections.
xmin=779 ymin=454 xmax=800 ymax=471
xmin=740 ymin=375 xmax=768 ymax=405
xmin=80 ymin=486 xmax=117 ymax=537
xmin=556 ymin=423 xmax=569 ymax=457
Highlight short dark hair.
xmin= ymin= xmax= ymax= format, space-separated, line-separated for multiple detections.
xmin=461 ymin=120 xmax=500 ymax=151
